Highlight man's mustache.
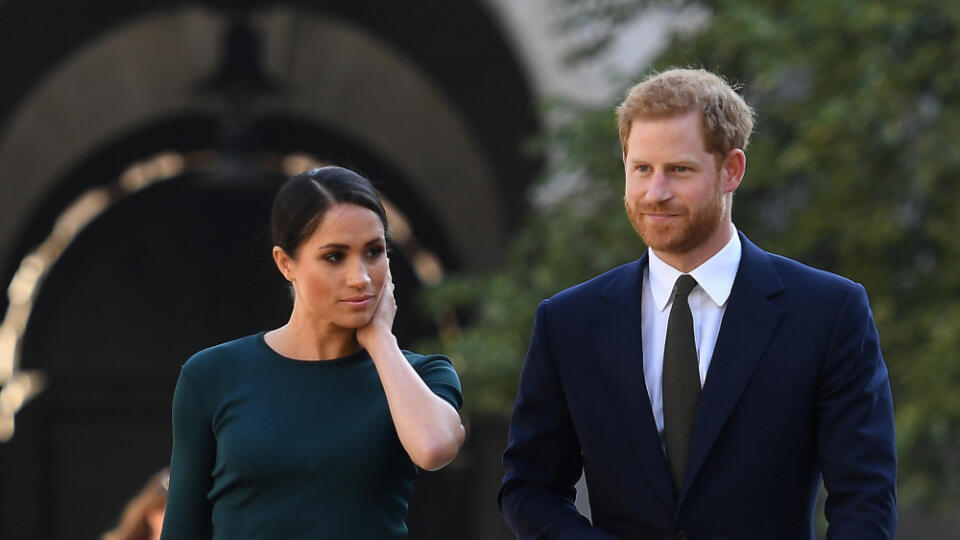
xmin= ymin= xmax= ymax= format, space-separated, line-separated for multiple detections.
xmin=625 ymin=199 xmax=688 ymax=216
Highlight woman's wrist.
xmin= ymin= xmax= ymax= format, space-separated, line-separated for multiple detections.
xmin=361 ymin=331 xmax=398 ymax=358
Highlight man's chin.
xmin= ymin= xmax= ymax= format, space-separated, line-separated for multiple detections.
xmin=643 ymin=237 xmax=684 ymax=254
xmin=641 ymin=227 xmax=713 ymax=256
xmin=632 ymin=212 xmax=726 ymax=256
xmin=636 ymin=224 xmax=682 ymax=252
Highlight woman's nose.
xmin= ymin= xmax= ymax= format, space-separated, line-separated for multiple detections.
xmin=345 ymin=258 xmax=371 ymax=287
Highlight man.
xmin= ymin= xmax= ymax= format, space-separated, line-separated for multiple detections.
xmin=499 ymin=68 xmax=897 ymax=539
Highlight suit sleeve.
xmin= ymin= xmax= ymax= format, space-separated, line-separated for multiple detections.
xmin=818 ymin=283 xmax=897 ymax=539
xmin=161 ymin=365 xmax=215 ymax=540
xmin=499 ymin=300 xmax=619 ymax=540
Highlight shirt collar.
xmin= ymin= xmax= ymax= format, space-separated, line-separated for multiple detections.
xmin=647 ymin=229 xmax=742 ymax=311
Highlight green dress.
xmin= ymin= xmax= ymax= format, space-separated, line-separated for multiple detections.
xmin=161 ymin=332 xmax=463 ymax=540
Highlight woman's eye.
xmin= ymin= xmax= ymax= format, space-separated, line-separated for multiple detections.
xmin=366 ymin=246 xmax=385 ymax=258
xmin=323 ymin=252 xmax=344 ymax=263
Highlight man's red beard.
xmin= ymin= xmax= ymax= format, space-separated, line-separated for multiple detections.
xmin=624 ymin=190 xmax=726 ymax=255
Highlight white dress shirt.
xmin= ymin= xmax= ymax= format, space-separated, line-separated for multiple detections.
xmin=641 ymin=230 xmax=742 ymax=441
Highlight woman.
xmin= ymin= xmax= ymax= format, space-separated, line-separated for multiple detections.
xmin=103 ymin=468 xmax=169 ymax=540
xmin=161 ymin=166 xmax=464 ymax=539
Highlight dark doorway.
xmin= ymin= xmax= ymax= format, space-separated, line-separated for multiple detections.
xmin=1 ymin=168 xmax=464 ymax=538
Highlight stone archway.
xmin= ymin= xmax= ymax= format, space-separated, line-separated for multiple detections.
xmin=0 ymin=4 xmax=531 ymax=274
xmin=0 ymin=4 xmax=537 ymax=538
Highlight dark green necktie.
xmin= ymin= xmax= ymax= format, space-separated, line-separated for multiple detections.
xmin=663 ymin=274 xmax=700 ymax=493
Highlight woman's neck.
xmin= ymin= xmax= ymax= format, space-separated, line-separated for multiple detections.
xmin=267 ymin=314 xmax=360 ymax=361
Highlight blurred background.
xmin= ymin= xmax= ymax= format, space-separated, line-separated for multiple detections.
xmin=1 ymin=0 xmax=957 ymax=538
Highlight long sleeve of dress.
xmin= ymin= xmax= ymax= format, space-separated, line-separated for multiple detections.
xmin=161 ymin=367 xmax=215 ymax=539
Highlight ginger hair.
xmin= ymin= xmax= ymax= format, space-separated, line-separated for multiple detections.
xmin=616 ymin=68 xmax=755 ymax=162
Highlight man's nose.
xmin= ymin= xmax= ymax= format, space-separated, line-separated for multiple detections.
xmin=644 ymin=171 xmax=672 ymax=202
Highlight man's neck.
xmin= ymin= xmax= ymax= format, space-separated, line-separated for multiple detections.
xmin=653 ymin=221 xmax=735 ymax=273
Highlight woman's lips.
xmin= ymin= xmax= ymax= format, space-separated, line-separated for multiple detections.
xmin=341 ymin=294 xmax=374 ymax=307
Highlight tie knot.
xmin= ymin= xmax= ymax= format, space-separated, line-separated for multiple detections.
xmin=673 ymin=274 xmax=698 ymax=298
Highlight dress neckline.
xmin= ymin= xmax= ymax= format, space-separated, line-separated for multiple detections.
xmin=256 ymin=331 xmax=370 ymax=366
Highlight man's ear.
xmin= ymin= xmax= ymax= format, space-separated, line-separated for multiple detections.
xmin=272 ymin=246 xmax=296 ymax=282
xmin=721 ymin=148 xmax=746 ymax=194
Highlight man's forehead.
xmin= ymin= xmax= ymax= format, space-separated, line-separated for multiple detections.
xmin=626 ymin=114 xmax=707 ymax=145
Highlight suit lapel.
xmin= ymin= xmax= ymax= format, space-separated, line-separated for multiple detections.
xmin=595 ymin=255 xmax=676 ymax=511
xmin=678 ymin=233 xmax=785 ymax=506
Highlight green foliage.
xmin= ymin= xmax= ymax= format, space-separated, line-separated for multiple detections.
xmin=421 ymin=0 xmax=960 ymax=510
xmin=418 ymin=99 xmax=639 ymax=416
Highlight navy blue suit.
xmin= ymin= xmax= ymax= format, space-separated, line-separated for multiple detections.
xmin=499 ymin=233 xmax=896 ymax=539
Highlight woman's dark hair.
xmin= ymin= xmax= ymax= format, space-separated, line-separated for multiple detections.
xmin=271 ymin=166 xmax=388 ymax=257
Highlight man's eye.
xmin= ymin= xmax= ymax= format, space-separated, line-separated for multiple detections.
xmin=636 ymin=165 xmax=650 ymax=173
xmin=674 ymin=166 xmax=689 ymax=173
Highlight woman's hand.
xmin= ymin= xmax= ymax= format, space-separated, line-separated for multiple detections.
xmin=357 ymin=259 xmax=465 ymax=470
xmin=356 ymin=260 xmax=396 ymax=348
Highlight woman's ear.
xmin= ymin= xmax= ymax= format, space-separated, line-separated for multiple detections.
xmin=272 ymin=246 xmax=296 ymax=282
